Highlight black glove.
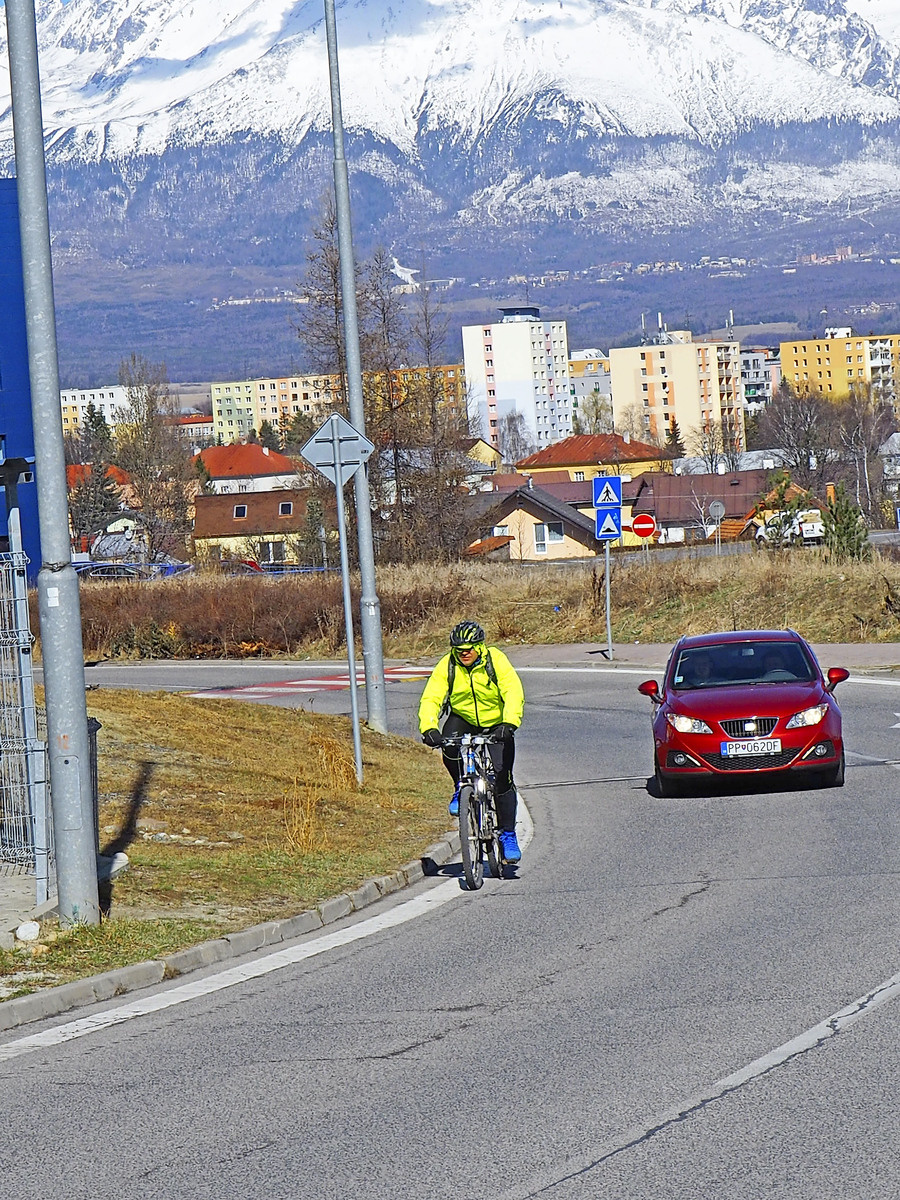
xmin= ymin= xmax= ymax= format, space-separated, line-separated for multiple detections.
xmin=491 ymin=723 xmax=517 ymax=741
xmin=422 ymin=728 xmax=442 ymax=748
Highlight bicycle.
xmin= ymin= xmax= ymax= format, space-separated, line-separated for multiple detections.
xmin=441 ymin=732 xmax=505 ymax=890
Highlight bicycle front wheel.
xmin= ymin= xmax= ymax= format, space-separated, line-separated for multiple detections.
xmin=458 ymin=785 xmax=484 ymax=890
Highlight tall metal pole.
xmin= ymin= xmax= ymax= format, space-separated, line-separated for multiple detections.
xmin=323 ymin=0 xmax=388 ymax=734
xmin=604 ymin=542 xmax=613 ymax=660
xmin=5 ymin=0 xmax=100 ymax=923
xmin=328 ymin=418 xmax=364 ymax=784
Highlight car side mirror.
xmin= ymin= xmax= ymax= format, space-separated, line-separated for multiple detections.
xmin=826 ymin=667 xmax=850 ymax=692
xmin=638 ymin=679 xmax=662 ymax=702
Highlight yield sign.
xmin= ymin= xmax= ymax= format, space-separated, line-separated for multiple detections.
xmin=300 ymin=413 xmax=375 ymax=488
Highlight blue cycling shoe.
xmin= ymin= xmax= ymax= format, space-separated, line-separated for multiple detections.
xmin=449 ymin=786 xmax=461 ymax=817
xmin=498 ymin=830 xmax=521 ymax=863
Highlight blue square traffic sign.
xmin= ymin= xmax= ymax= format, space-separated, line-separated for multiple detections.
xmin=593 ymin=475 xmax=622 ymax=507
xmin=595 ymin=508 xmax=622 ymax=540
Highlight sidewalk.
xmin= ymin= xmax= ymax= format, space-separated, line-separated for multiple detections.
xmin=3 ymin=641 xmax=899 ymax=942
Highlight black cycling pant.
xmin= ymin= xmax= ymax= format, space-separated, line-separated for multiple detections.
xmin=441 ymin=712 xmax=517 ymax=832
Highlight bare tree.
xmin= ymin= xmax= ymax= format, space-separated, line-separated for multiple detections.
xmin=114 ymin=354 xmax=194 ymax=562
xmin=497 ymin=412 xmax=536 ymax=466
xmin=690 ymin=420 xmax=724 ymax=474
xmin=836 ymin=384 xmax=894 ymax=523
xmin=293 ymin=194 xmax=355 ymax=410
xmin=758 ymin=383 xmax=840 ymax=492
xmin=573 ymin=391 xmax=613 ymax=435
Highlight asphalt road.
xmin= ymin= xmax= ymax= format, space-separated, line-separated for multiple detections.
xmin=5 ymin=660 xmax=900 ymax=1198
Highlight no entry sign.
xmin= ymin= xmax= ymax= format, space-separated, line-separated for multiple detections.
xmin=631 ymin=514 xmax=657 ymax=539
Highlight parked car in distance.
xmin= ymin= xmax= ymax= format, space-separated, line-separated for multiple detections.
xmin=755 ymin=509 xmax=825 ymax=547
xmin=74 ymin=561 xmax=150 ymax=581
xmin=638 ymin=630 xmax=848 ymax=796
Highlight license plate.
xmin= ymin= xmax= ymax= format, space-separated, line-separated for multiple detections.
xmin=721 ymin=738 xmax=782 ymax=756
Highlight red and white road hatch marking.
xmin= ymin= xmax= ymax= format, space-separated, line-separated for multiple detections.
xmin=190 ymin=664 xmax=432 ymax=700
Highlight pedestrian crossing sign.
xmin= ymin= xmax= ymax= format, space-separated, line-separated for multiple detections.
xmin=593 ymin=475 xmax=622 ymax=507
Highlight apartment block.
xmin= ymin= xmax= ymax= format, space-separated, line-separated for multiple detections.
xmin=462 ymin=305 xmax=573 ymax=451
xmin=211 ymin=374 xmax=340 ymax=441
xmin=60 ymin=385 xmax=128 ymax=434
xmin=780 ymin=328 xmax=900 ymax=412
xmin=740 ymin=346 xmax=781 ymax=414
xmin=609 ymin=331 xmax=744 ymax=450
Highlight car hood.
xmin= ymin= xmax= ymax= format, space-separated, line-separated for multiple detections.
xmin=669 ymin=681 xmax=826 ymax=718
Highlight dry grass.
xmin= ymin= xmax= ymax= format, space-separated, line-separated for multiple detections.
xmin=0 ymin=688 xmax=451 ymax=995
xmin=55 ymin=550 xmax=900 ymax=663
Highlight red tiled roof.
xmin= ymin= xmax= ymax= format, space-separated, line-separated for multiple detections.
xmin=168 ymin=414 xmax=214 ymax=426
xmin=464 ymin=535 xmax=515 ymax=557
xmin=66 ymin=463 xmax=130 ymax=488
xmin=516 ymin=434 xmax=665 ymax=470
xmin=193 ymin=442 xmax=297 ymax=479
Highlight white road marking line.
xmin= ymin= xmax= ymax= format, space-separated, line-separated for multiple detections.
xmin=0 ymin=803 xmax=534 ymax=1062
xmin=501 ymin=966 xmax=900 ymax=1197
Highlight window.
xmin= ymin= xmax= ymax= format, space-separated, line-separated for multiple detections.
xmin=279 ymin=501 xmax=293 ymax=516
xmin=574 ymin=471 xmax=585 ymax=481
xmin=233 ymin=504 xmax=247 ymax=519
xmin=533 ymin=521 xmax=564 ymax=554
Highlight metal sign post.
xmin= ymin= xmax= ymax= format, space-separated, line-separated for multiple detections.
xmin=301 ymin=414 xmax=375 ymax=784
xmin=593 ymin=475 xmax=622 ymax=661
xmin=709 ymin=500 xmax=726 ymax=557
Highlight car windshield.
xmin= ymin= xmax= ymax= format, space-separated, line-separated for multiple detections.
xmin=671 ymin=641 xmax=816 ymax=689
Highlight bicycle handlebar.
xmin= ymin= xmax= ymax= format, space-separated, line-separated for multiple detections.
xmin=439 ymin=732 xmax=502 ymax=748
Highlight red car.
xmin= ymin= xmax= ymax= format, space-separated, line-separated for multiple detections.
xmin=638 ymin=630 xmax=849 ymax=796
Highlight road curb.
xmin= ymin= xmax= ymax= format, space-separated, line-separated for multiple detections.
xmin=0 ymin=829 xmax=462 ymax=1034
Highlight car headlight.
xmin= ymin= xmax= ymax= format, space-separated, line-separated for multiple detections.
xmin=785 ymin=703 xmax=828 ymax=729
xmin=666 ymin=713 xmax=713 ymax=735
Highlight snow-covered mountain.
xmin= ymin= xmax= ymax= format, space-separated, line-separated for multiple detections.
xmin=4 ymin=0 xmax=900 ymax=272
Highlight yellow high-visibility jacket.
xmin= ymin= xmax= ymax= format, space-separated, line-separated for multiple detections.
xmin=418 ymin=647 xmax=525 ymax=733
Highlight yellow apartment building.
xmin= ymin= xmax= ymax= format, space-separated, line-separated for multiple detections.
xmin=779 ymin=328 xmax=900 ymax=412
xmin=608 ymin=332 xmax=744 ymax=450
xmin=212 ymin=365 xmax=465 ymax=443
xmin=211 ymin=374 xmax=341 ymax=441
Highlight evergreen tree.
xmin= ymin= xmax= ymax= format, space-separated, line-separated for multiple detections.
xmin=823 ymin=483 xmax=870 ymax=561
xmin=665 ymin=420 xmax=685 ymax=458
xmin=258 ymin=420 xmax=281 ymax=451
xmin=66 ymin=402 xmax=122 ymax=548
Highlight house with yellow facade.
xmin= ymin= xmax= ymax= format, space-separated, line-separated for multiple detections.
xmin=516 ymin=432 xmax=669 ymax=483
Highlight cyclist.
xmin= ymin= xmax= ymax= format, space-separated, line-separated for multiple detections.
xmin=418 ymin=620 xmax=525 ymax=863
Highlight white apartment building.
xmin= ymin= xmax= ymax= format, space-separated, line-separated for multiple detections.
xmin=609 ymin=330 xmax=745 ymax=450
xmin=461 ymin=305 xmax=573 ymax=451
xmin=740 ymin=346 xmax=781 ymax=415
xmin=211 ymin=374 xmax=337 ymax=441
xmin=60 ymin=385 xmax=128 ymax=434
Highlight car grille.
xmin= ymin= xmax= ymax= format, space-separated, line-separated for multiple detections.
xmin=719 ymin=717 xmax=778 ymax=738
xmin=700 ymin=749 xmax=798 ymax=771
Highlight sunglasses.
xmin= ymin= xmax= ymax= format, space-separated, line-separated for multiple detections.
xmin=455 ymin=645 xmax=477 ymax=653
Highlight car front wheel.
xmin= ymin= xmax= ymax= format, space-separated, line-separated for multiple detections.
xmin=655 ymin=761 xmax=683 ymax=798
xmin=820 ymin=749 xmax=845 ymax=788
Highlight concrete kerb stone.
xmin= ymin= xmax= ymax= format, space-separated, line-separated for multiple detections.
xmin=0 ymin=829 xmax=461 ymax=1033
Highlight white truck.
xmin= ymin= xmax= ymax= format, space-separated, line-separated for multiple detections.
xmin=755 ymin=509 xmax=825 ymax=547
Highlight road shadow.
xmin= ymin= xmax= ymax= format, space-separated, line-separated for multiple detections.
xmin=646 ymin=770 xmax=841 ymax=800
xmin=97 ymin=760 xmax=154 ymax=917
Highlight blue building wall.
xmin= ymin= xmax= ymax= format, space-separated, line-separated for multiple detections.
xmin=0 ymin=178 xmax=41 ymax=575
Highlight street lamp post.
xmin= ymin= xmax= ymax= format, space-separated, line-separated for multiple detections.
xmin=322 ymin=0 xmax=387 ymax=734
xmin=5 ymin=0 xmax=100 ymax=923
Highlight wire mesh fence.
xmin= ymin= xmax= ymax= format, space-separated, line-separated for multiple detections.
xmin=0 ymin=551 xmax=49 ymax=901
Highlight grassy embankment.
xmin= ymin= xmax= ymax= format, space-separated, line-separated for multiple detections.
xmin=67 ymin=550 xmax=900 ymax=659
xmin=5 ymin=549 xmax=900 ymax=997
